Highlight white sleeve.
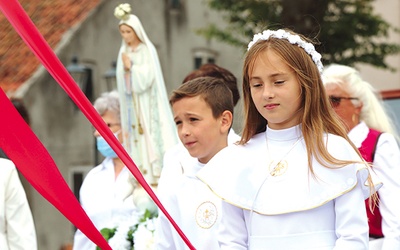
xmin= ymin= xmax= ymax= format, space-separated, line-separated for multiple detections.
xmin=218 ymin=201 xmax=248 ymax=249
xmin=154 ymin=149 xmax=181 ymax=250
xmin=154 ymin=210 xmax=177 ymax=250
xmin=154 ymin=185 xmax=188 ymax=250
xmin=333 ymin=172 xmax=369 ymax=249
xmin=5 ymin=165 xmax=37 ymax=250
xmin=157 ymin=146 xmax=179 ymax=197
xmin=373 ymin=133 xmax=400 ymax=249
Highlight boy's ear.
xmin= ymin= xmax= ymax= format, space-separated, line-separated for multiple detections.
xmin=220 ymin=110 xmax=233 ymax=132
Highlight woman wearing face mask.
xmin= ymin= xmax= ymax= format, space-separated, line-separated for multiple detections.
xmin=73 ymin=91 xmax=139 ymax=250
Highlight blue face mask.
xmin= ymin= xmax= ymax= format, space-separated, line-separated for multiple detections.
xmin=96 ymin=131 xmax=121 ymax=158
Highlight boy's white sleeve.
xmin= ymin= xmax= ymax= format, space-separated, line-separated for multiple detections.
xmin=154 ymin=146 xmax=181 ymax=250
xmin=154 ymin=210 xmax=177 ymax=250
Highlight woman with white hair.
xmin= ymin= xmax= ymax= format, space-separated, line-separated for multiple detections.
xmin=114 ymin=3 xmax=178 ymax=186
xmin=323 ymin=64 xmax=400 ymax=250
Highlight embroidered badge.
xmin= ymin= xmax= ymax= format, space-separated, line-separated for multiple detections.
xmin=269 ymin=160 xmax=288 ymax=176
xmin=195 ymin=201 xmax=218 ymax=229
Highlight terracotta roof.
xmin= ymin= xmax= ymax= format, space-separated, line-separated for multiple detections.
xmin=0 ymin=0 xmax=101 ymax=93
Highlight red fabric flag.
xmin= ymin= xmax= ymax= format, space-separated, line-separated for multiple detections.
xmin=0 ymin=88 xmax=111 ymax=250
xmin=0 ymin=0 xmax=195 ymax=249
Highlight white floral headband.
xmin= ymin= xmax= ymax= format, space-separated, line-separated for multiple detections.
xmin=114 ymin=3 xmax=131 ymax=21
xmin=247 ymin=29 xmax=323 ymax=74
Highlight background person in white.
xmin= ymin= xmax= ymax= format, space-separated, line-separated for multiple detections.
xmin=114 ymin=3 xmax=178 ymax=185
xmin=323 ymin=64 xmax=400 ymax=250
xmin=73 ymin=91 xmax=138 ymax=250
xmin=0 ymin=158 xmax=37 ymax=250
xmin=155 ymin=77 xmax=234 ymax=249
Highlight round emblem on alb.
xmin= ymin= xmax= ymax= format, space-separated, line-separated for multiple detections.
xmin=195 ymin=201 xmax=218 ymax=229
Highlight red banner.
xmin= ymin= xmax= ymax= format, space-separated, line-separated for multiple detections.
xmin=0 ymin=88 xmax=111 ymax=249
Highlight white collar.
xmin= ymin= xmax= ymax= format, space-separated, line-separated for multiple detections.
xmin=347 ymin=121 xmax=369 ymax=148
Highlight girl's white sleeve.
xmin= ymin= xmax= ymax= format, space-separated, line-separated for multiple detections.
xmin=333 ymin=173 xmax=369 ymax=249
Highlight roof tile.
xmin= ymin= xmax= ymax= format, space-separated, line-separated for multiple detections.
xmin=0 ymin=0 xmax=101 ymax=92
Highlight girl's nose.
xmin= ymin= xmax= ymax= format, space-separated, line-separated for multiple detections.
xmin=262 ymin=85 xmax=274 ymax=99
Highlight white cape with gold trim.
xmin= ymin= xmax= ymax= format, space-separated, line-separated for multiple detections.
xmin=197 ymin=126 xmax=382 ymax=249
xmin=198 ymin=128 xmax=381 ymax=215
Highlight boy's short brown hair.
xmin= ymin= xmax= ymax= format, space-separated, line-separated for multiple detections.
xmin=182 ymin=64 xmax=240 ymax=106
xmin=170 ymin=76 xmax=234 ymax=119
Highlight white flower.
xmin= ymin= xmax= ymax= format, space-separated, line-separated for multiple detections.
xmin=108 ymin=224 xmax=131 ymax=250
xmin=288 ymin=34 xmax=301 ymax=44
xmin=312 ymin=51 xmax=322 ymax=61
xmin=147 ymin=217 xmax=157 ymax=231
xmin=303 ymin=43 xmax=314 ymax=54
xmin=114 ymin=3 xmax=132 ymax=21
xmin=247 ymin=29 xmax=323 ymax=74
xmin=100 ymin=209 xmax=157 ymax=250
xmin=274 ymin=29 xmax=285 ymax=38
xmin=120 ymin=3 xmax=131 ymax=13
xmin=133 ymin=220 xmax=155 ymax=250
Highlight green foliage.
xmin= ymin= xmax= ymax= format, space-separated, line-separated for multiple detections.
xmin=199 ymin=0 xmax=400 ymax=70
xmin=96 ymin=228 xmax=117 ymax=250
xmin=140 ymin=208 xmax=158 ymax=223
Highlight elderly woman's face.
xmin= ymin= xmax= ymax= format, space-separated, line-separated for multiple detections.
xmin=119 ymin=24 xmax=140 ymax=46
xmin=325 ymin=83 xmax=362 ymax=132
xmin=93 ymin=110 xmax=122 ymax=141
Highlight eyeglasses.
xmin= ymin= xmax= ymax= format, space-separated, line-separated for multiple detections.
xmin=106 ymin=123 xmax=121 ymax=127
xmin=329 ymin=96 xmax=359 ymax=108
xmin=92 ymin=122 xmax=121 ymax=133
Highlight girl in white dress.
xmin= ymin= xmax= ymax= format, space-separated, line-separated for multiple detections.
xmin=197 ymin=29 xmax=380 ymax=249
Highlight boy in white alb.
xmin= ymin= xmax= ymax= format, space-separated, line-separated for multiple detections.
xmin=158 ymin=63 xmax=241 ymax=196
xmin=155 ymin=77 xmax=234 ymax=249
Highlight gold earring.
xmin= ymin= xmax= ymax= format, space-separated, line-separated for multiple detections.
xmin=352 ymin=114 xmax=356 ymax=123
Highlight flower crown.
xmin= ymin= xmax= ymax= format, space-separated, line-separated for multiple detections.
xmin=114 ymin=3 xmax=131 ymax=21
xmin=248 ymin=29 xmax=323 ymax=74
